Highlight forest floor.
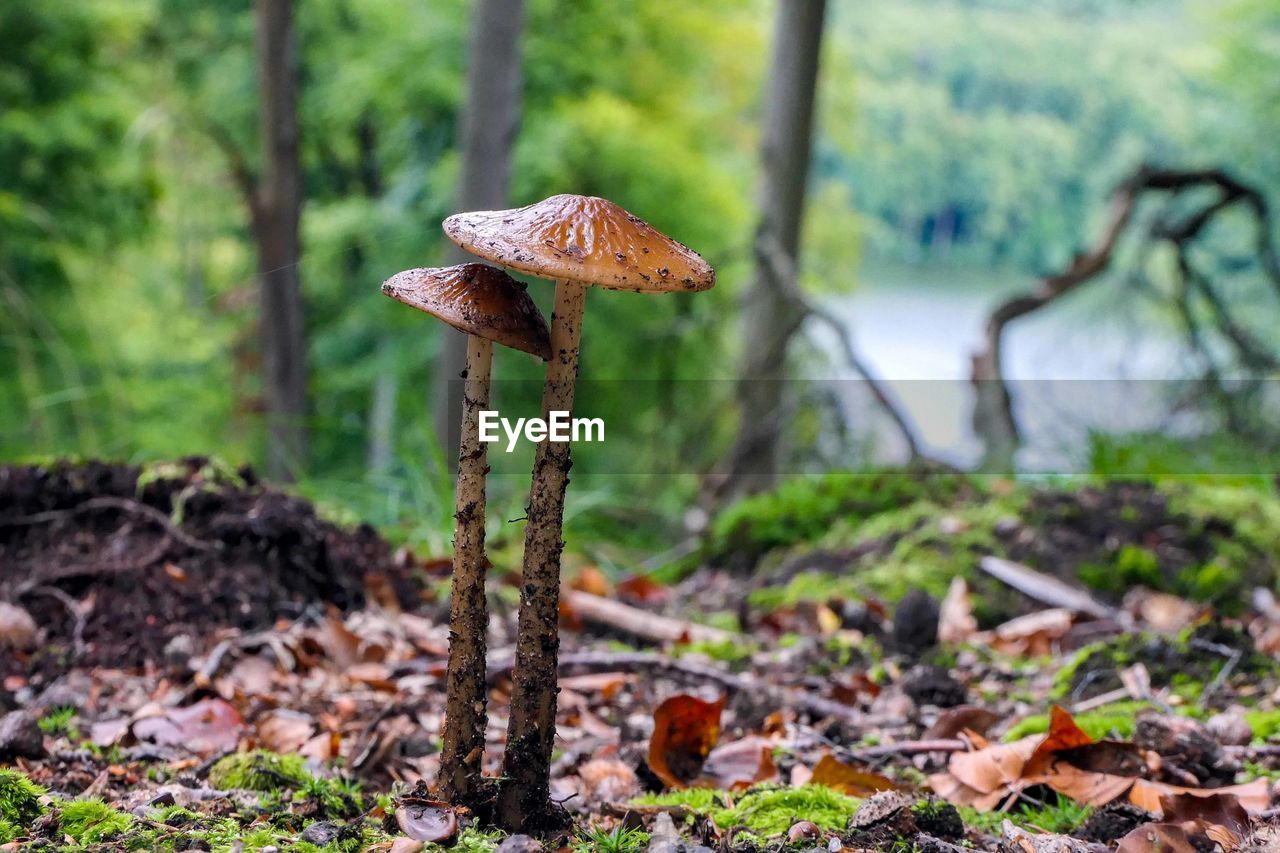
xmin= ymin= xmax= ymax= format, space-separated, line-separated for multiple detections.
xmin=4 ymin=460 xmax=1280 ymax=851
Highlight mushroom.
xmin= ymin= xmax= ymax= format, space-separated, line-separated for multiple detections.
xmin=443 ymin=194 xmax=715 ymax=828
xmin=381 ymin=262 xmax=550 ymax=805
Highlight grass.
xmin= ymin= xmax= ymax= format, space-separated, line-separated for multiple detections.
xmin=57 ymin=798 xmax=133 ymax=845
xmin=37 ymin=705 xmax=80 ymax=739
xmin=572 ymin=825 xmax=650 ymax=853
xmin=959 ymin=795 xmax=1093 ymax=836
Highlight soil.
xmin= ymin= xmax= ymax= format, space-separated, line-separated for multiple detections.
xmin=0 ymin=458 xmax=416 ymax=678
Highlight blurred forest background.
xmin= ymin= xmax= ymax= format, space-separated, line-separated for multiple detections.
xmin=3 ymin=0 xmax=1280 ymax=553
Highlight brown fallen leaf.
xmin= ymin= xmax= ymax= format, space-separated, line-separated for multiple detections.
xmin=132 ymin=697 xmax=244 ymax=755
xmin=701 ymin=736 xmax=778 ymax=790
xmin=924 ymin=705 xmax=1000 ymax=740
xmin=648 ymin=694 xmax=726 ymax=789
xmin=937 ymin=577 xmax=977 ymax=645
xmin=809 ymin=753 xmax=900 ymax=796
xmin=570 ymin=565 xmax=612 ymax=597
xmin=1128 ymin=777 xmax=1271 ymax=816
xmin=1115 ymin=822 xmax=1198 ymax=853
xmin=1160 ymin=791 xmax=1251 ymax=850
xmin=970 ymin=608 xmax=1076 ymax=657
xmin=616 ymin=573 xmax=671 ymax=605
xmin=256 ymin=709 xmax=315 ymax=754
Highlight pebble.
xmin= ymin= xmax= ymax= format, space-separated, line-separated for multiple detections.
xmin=0 ymin=709 xmax=44 ymax=759
xmin=0 ymin=602 xmax=37 ymax=651
xmin=496 ymin=836 xmax=541 ymax=852
xmin=299 ymin=821 xmax=340 ymax=844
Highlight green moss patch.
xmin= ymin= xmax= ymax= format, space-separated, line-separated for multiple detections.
xmin=0 ymin=770 xmax=45 ymax=828
xmin=713 ymin=785 xmax=860 ymax=838
xmin=57 ymin=798 xmax=133 ymax=845
xmin=1004 ymin=701 xmax=1156 ymax=741
xmin=209 ymin=750 xmax=313 ymax=792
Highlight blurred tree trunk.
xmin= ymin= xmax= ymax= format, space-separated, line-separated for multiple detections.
xmin=723 ymin=0 xmax=827 ymax=497
xmin=432 ymin=0 xmax=527 ymax=464
xmin=252 ymin=0 xmax=308 ymax=481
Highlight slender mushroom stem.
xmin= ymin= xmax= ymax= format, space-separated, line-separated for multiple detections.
xmin=438 ymin=333 xmax=493 ymax=805
xmin=497 ymin=280 xmax=587 ymax=829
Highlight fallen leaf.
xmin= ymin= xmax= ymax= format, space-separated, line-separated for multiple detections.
xmin=924 ymin=705 xmax=1000 ymax=740
xmin=701 ymin=736 xmax=778 ymax=790
xmin=1129 ymin=778 xmax=1271 ymax=815
xmin=971 ymin=609 xmax=1075 ymax=657
xmin=648 ymin=694 xmax=725 ymax=788
xmin=809 ymin=753 xmax=900 ymax=796
xmin=132 ymin=698 xmax=243 ymax=754
xmin=256 ymin=709 xmax=315 ymax=754
xmin=1115 ymin=822 xmax=1198 ymax=853
xmin=570 ymin=565 xmax=612 ymax=597
xmin=1124 ymin=589 xmax=1202 ymax=633
xmin=616 ymin=573 xmax=671 ymax=605
xmin=578 ymin=759 xmax=640 ymax=802
xmin=396 ymin=800 xmax=457 ymax=843
xmin=1160 ymin=791 xmax=1251 ymax=850
xmin=938 ymin=577 xmax=977 ymax=645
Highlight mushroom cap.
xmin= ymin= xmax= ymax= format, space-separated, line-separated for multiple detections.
xmin=381 ymin=263 xmax=552 ymax=360
xmin=443 ymin=194 xmax=716 ymax=293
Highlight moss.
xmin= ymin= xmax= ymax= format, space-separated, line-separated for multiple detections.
xmin=0 ymin=769 xmax=46 ymax=827
xmin=672 ymin=637 xmax=758 ymax=666
xmin=631 ymin=788 xmax=729 ymax=812
xmin=712 ymin=785 xmax=860 ymax=838
xmin=57 ymin=798 xmax=133 ymax=845
xmin=910 ymin=797 xmax=964 ymax=838
xmin=0 ymin=818 xmax=18 ymax=845
xmin=209 ymin=750 xmax=313 ymax=792
xmin=1004 ymin=701 xmax=1155 ymax=741
xmin=1053 ymin=627 xmax=1278 ymax=700
xmin=1078 ymin=545 xmax=1162 ymax=594
xmin=1245 ymin=709 xmax=1280 ymax=742
xmin=699 ymin=469 xmax=978 ymax=569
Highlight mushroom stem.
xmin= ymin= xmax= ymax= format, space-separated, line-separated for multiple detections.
xmin=438 ymin=333 xmax=494 ymax=805
xmin=497 ymin=279 xmax=587 ymax=829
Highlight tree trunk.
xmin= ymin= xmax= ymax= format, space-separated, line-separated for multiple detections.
xmin=433 ymin=0 xmax=527 ymax=465
xmin=724 ymin=0 xmax=827 ymax=497
xmin=496 ymin=280 xmax=586 ymax=832
xmin=437 ymin=334 xmax=494 ymax=805
xmin=253 ymin=0 xmax=308 ymax=482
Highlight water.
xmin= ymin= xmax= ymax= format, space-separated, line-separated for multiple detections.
xmin=812 ymin=263 xmax=1190 ymax=470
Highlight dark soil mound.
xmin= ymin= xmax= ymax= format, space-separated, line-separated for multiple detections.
xmin=0 ymin=458 xmax=414 ymax=675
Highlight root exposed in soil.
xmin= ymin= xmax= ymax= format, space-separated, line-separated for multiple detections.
xmin=0 ymin=458 xmax=412 ymax=676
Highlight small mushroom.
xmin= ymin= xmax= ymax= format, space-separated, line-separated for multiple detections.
xmin=444 ymin=194 xmax=715 ymax=829
xmin=381 ymin=263 xmax=550 ymax=804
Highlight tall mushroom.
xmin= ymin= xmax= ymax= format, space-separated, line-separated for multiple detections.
xmin=381 ymin=263 xmax=551 ymax=806
xmin=443 ymin=195 xmax=715 ymax=829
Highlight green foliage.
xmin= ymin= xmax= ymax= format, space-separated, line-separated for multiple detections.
xmin=0 ymin=770 xmax=45 ymax=827
xmin=631 ymin=788 xmax=730 ymax=812
xmin=701 ymin=469 xmax=977 ymax=569
xmin=57 ymin=797 xmax=133 ymax=845
xmin=0 ymin=819 xmax=17 ymax=845
xmin=1244 ymin=709 xmax=1280 ymax=743
xmin=711 ymin=785 xmax=860 ymax=838
xmin=572 ymin=825 xmax=649 ymax=853
xmin=208 ymin=750 xmax=313 ymax=792
xmin=959 ymin=795 xmax=1092 ymax=836
xmin=37 ymin=705 xmax=80 ymax=739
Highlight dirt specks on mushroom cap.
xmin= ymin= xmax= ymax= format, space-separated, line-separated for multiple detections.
xmin=381 ymin=263 xmax=552 ymax=360
xmin=443 ymin=194 xmax=716 ymax=293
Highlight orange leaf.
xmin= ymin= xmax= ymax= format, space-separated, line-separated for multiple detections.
xmin=948 ymin=735 xmax=1040 ymax=795
xmin=1115 ymin=822 xmax=1198 ymax=853
xmin=570 ymin=565 xmax=612 ymax=597
xmin=809 ymin=753 xmax=900 ymax=796
xmin=648 ymin=694 xmax=726 ymax=789
xmin=1129 ymin=778 xmax=1271 ymax=816
xmin=616 ymin=573 xmax=670 ymax=605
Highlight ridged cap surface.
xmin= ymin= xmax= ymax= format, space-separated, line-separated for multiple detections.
xmin=443 ymin=194 xmax=715 ymax=293
xmin=381 ymin=263 xmax=551 ymax=360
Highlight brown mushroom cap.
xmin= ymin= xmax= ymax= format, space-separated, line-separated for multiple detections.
xmin=443 ymin=194 xmax=716 ymax=293
xmin=381 ymin=263 xmax=552 ymax=360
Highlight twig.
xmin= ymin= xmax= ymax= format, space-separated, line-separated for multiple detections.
xmin=841 ymin=739 xmax=966 ymax=761
xmin=488 ymin=649 xmax=864 ymax=727
xmin=977 ymin=556 xmax=1119 ymax=620
xmin=561 ymin=590 xmax=738 ymax=645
